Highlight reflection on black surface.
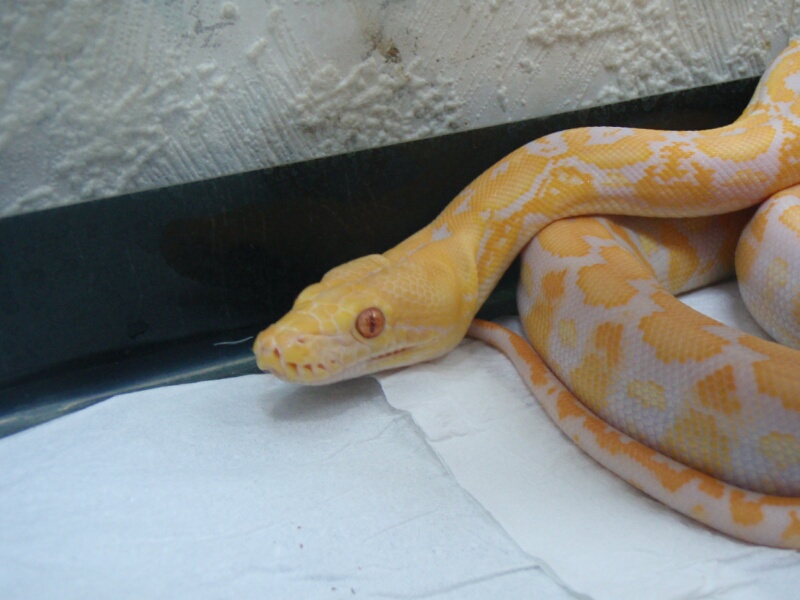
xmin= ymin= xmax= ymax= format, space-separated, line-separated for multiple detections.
xmin=0 ymin=76 xmax=757 ymax=434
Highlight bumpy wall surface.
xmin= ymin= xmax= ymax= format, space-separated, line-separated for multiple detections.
xmin=1 ymin=0 xmax=797 ymax=216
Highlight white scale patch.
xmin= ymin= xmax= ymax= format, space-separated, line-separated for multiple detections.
xmin=585 ymin=127 xmax=635 ymax=146
xmin=720 ymin=127 xmax=749 ymax=137
xmin=453 ymin=188 xmax=476 ymax=215
xmin=786 ymin=68 xmax=800 ymax=95
xmin=524 ymin=132 xmax=570 ymax=157
xmin=491 ymin=161 xmax=510 ymax=178
xmin=431 ymin=224 xmax=451 ymax=241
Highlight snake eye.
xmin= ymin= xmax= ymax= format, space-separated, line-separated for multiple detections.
xmin=356 ymin=307 xmax=385 ymax=339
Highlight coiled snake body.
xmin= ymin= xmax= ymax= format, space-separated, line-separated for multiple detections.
xmin=255 ymin=40 xmax=800 ymax=548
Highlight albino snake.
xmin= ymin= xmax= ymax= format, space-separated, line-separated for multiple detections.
xmin=254 ymin=40 xmax=800 ymax=549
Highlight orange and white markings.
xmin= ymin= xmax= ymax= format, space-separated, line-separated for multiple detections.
xmin=256 ymin=40 xmax=800 ymax=547
xmin=518 ymin=210 xmax=800 ymax=507
xmin=738 ymin=186 xmax=800 ymax=348
xmin=468 ymin=320 xmax=800 ymax=549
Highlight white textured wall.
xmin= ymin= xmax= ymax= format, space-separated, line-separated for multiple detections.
xmin=1 ymin=0 xmax=797 ymax=217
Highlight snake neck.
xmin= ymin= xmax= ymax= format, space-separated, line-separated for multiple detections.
xmin=386 ymin=39 xmax=800 ymax=312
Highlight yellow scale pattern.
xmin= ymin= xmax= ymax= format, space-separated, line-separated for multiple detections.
xmin=255 ymin=40 xmax=800 ymax=548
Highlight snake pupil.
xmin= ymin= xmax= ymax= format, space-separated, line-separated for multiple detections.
xmin=356 ymin=307 xmax=385 ymax=338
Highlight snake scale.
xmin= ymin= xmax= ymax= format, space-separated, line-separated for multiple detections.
xmin=254 ymin=40 xmax=800 ymax=548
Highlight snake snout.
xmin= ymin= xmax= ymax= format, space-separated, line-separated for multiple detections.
xmin=253 ymin=325 xmax=294 ymax=372
xmin=253 ymin=326 xmax=338 ymax=383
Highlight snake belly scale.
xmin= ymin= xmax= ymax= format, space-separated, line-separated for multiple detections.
xmin=254 ymin=40 xmax=800 ymax=548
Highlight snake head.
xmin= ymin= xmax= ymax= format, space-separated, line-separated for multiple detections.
xmin=253 ymin=245 xmax=478 ymax=385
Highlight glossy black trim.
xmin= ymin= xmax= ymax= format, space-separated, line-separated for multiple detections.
xmin=0 ymin=77 xmax=758 ymax=436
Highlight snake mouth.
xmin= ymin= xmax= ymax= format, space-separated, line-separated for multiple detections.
xmin=267 ymin=347 xmax=415 ymax=384
xmin=280 ymin=360 xmax=335 ymax=381
xmin=368 ymin=345 xmax=415 ymax=364
xmin=300 ymin=345 xmax=418 ymax=384
xmin=254 ymin=342 xmax=341 ymax=383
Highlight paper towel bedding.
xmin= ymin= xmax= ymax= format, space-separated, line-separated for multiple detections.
xmin=1 ymin=280 xmax=798 ymax=599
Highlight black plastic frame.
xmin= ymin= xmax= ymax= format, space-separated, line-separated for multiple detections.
xmin=0 ymin=77 xmax=758 ymax=436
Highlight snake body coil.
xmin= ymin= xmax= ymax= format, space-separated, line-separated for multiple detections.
xmin=255 ymin=40 xmax=800 ymax=548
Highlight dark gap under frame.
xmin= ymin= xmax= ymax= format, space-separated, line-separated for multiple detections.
xmin=0 ymin=76 xmax=759 ymax=437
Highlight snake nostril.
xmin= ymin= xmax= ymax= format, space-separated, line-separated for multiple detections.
xmin=273 ymin=347 xmax=281 ymax=359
